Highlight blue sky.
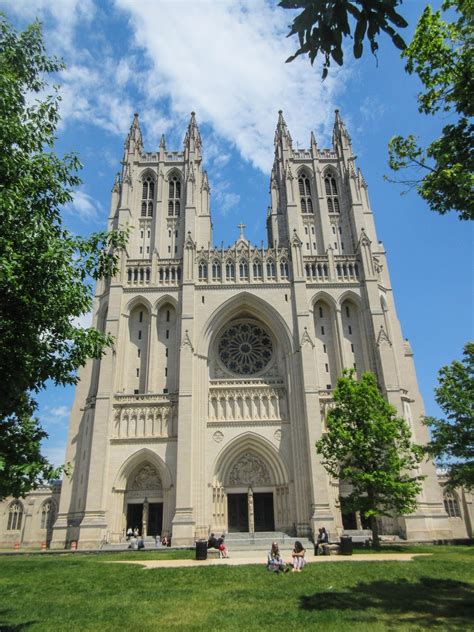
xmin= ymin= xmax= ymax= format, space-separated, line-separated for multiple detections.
xmin=2 ymin=0 xmax=472 ymax=467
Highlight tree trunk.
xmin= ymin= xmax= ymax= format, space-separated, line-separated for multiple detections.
xmin=370 ymin=515 xmax=380 ymax=549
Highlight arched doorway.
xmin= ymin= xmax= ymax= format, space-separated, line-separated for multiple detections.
xmin=226 ymin=452 xmax=275 ymax=532
xmin=212 ymin=434 xmax=291 ymax=534
xmin=125 ymin=462 xmax=164 ymax=537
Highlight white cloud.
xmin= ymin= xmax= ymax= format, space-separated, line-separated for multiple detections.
xmin=115 ymin=0 xmax=348 ymax=172
xmin=66 ymin=190 xmax=101 ymax=222
xmin=213 ymin=180 xmax=240 ymax=217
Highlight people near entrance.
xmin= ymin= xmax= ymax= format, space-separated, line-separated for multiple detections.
xmin=133 ymin=527 xmax=139 ymax=537
xmin=291 ymin=541 xmax=306 ymax=572
xmin=128 ymin=536 xmax=138 ymax=550
xmin=207 ymin=533 xmax=219 ymax=549
xmin=126 ymin=527 xmax=133 ymax=540
xmin=315 ymin=527 xmax=329 ymax=555
xmin=217 ymin=534 xmax=229 ymax=558
xmin=267 ymin=542 xmax=288 ymax=573
xmin=155 ymin=535 xmax=162 ymax=548
xmin=161 ymin=535 xmax=168 ymax=547
xmin=137 ymin=536 xmax=145 ymax=550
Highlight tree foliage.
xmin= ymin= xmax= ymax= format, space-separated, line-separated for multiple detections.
xmin=424 ymin=343 xmax=474 ymax=490
xmin=316 ymin=370 xmax=424 ymax=545
xmin=388 ymin=0 xmax=474 ymax=220
xmin=280 ymin=0 xmax=408 ymax=79
xmin=0 ymin=16 xmax=127 ymax=499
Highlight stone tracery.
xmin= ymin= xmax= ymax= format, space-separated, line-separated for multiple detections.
xmin=217 ymin=320 xmax=273 ymax=376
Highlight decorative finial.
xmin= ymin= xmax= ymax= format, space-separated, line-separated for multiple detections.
xmin=237 ymin=223 xmax=246 ymax=239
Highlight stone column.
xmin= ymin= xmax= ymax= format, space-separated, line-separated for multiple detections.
xmin=142 ymin=498 xmax=149 ymax=537
xmin=248 ymin=487 xmax=255 ymax=534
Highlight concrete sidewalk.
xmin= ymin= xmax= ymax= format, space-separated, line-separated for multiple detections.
xmin=111 ymin=551 xmax=430 ymax=569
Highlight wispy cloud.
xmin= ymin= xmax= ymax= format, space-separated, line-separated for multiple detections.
xmin=65 ymin=190 xmax=102 ymax=222
xmin=115 ymin=0 xmax=348 ymax=172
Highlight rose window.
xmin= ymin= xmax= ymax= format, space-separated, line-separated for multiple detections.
xmin=218 ymin=320 xmax=273 ymax=375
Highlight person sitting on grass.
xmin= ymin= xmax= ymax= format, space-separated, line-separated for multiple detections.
xmin=217 ymin=534 xmax=229 ymax=558
xmin=291 ymin=541 xmax=306 ymax=572
xmin=267 ymin=541 xmax=288 ymax=573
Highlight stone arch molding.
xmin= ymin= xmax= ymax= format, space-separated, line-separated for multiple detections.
xmin=197 ymin=291 xmax=295 ymax=359
xmin=213 ymin=432 xmax=289 ymax=488
xmin=113 ymin=448 xmax=173 ymax=492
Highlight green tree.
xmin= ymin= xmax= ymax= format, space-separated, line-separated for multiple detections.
xmin=280 ymin=0 xmax=408 ymax=79
xmin=424 ymin=343 xmax=474 ymax=490
xmin=316 ymin=370 xmax=424 ymax=546
xmin=0 ymin=16 xmax=127 ymax=499
xmin=388 ymin=1 xmax=474 ymax=220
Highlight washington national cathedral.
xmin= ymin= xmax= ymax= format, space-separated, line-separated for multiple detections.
xmin=49 ymin=110 xmax=455 ymax=548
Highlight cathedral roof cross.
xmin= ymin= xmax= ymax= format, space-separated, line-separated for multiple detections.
xmin=237 ymin=223 xmax=246 ymax=239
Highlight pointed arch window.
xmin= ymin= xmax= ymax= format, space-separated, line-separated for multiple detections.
xmin=253 ymin=260 xmax=262 ymax=280
xmin=141 ymin=176 xmax=155 ymax=217
xmin=298 ymin=174 xmax=313 ymax=213
xmin=168 ymin=175 xmax=181 ymax=216
xmin=325 ymin=174 xmax=340 ymax=213
xmin=212 ymin=260 xmax=221 ymax=281
xmin=280 ymin=259 xmax=289 ymax=279
xmin=198 ymin=261 xmax=208 ymax=282
xmin=443 ymin=490 xmax=461 ymax=518
xmin=239 ymin=261 xmax=248 ymax=280
xmin=225 ymin=261 xmax=235 ymax=281
xmin=40 ymin=500 xmax=56 ymax=530
xmin=266 ymin=259 xmax=275 ymax=279
xmin=7 ymin=501 xmax=23 ymax=531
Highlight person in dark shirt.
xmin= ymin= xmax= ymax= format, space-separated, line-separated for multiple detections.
xmin=207 ymin=533 xmax=219 ymax=549
xmin=315 ymin=527 xmax=329 ymax=555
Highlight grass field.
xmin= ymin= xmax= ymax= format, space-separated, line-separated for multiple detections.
xmin=0 ymin=546 xmax=472 ymax=631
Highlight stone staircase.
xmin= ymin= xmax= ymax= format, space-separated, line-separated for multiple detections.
xmin=101 ymin=532 xmax=313 ymax=552
xmin=219 ymin=531 xmax=313 ymax=551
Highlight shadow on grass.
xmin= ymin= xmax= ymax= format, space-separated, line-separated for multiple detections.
xmin=300 ymin=577 xmax=474 ymax=628
xmin=0 ymin=610 xmax=36 ymax=631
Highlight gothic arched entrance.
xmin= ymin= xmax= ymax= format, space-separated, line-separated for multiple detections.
xmin=125 ymin=462 xmax=164 ymax=537
xmin=226 ymin=451 xmax=274 ymax=532
xmin=213 ymin=435 xmax=291 ymax=534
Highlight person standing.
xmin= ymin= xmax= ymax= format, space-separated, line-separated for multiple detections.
xmin=217 ymin=534 xmax=229 ymax=558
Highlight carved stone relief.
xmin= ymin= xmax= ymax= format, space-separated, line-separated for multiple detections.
xmin=228 ymin=452 xmax=271 ymax=486
xmin=128 ymin=463 xmax=162 ymax=491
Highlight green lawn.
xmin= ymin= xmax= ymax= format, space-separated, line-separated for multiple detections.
xmin=0 ymin=546 xmax=472 ymax=631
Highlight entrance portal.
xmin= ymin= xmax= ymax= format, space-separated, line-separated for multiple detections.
xmin=127 ymin=502 xmax=163 ymax=536
xmin=127 ymin=503 xmax=143 ymax=533
xmin=148 ymin=503 xmax=163 ymax=536
xmin=227 ymin=492 xmax=275 ymax=532
xmin=254 ymin=493 xmax=274 ymax=531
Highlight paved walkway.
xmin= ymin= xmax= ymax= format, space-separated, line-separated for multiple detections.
xmin=111 ymin=551 xmax=430 ymax=570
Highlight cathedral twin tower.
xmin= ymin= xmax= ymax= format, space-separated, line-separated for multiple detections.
xmin=52 ymin=111 xmax=451 ymax=548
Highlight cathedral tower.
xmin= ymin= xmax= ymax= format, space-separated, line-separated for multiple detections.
xmin=51 ymin=112 xmax=451 ymax=548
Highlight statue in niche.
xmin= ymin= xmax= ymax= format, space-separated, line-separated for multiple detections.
xmin=129 ymin=463 xmax=162 ymax=490
xmin=228 ymin=452 xmax=270 ymax=486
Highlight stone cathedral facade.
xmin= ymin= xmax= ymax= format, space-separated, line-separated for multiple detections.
xmin=49 ymin=111 xmax=453 ymax=549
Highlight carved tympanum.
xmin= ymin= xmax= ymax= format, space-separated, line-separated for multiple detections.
xmin=129 ymin=464 xmax=162 ymax=490
xmin=228 ymin=452 xmax=270 ymax=486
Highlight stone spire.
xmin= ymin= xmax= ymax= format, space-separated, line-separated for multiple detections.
xmin=124 ymin=112 xmax=143 ymax=156
xmin=184 ymin=111 xmax=202 ymax=158
xmin=332 ymin=109 xmax=352 ymax=156
xmin=274 ymin=110 xmax=293 ymax=150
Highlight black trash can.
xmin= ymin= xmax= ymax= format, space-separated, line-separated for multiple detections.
xmin=340 ymin=535 xmax=353 ymax=556
xmin=195 ymin=540 xmax=208 ymax=560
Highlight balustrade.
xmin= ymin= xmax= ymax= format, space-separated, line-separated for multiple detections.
xmin=112 ymin=394 xmax=175 ymax=439
xmin=208 ymin=381 xmax=286 ymax=423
